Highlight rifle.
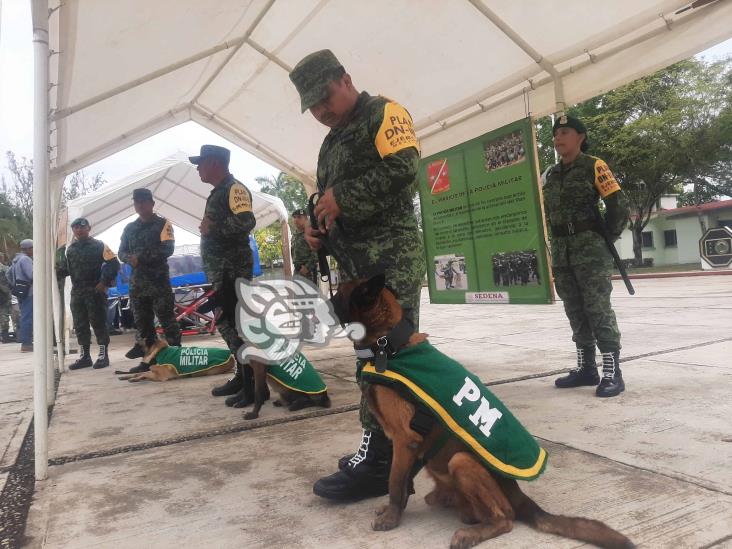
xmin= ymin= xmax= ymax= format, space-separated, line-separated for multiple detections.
xmin=307 ymin=192 xmax=333 ymax=295
xmin=592 ymin=206 xmax=635 ymax=295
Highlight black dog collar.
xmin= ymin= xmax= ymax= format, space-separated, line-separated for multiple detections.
xmin=354 ymin=316 xmax=414 ymax=373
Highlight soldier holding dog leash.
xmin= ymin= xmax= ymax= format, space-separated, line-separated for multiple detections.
xmin=289 ymin=49 xmax=426 ymax=501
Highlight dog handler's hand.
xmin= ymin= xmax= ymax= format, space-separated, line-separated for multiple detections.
xmin=304 ymin=225 xmax=323 ymax=251
xmin=314 ymin=188 xmax=341 ymax=232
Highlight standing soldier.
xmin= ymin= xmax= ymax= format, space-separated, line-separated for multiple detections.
xmin=0 ymin=254 xmax=15 ymax=343
xmin=291 ymin=208 xmax=318 ymax=284
xmin=57 ymin=218 xmax=120 ymax=369
xmin=289 ymin=49 xmax=426 ymax=501
xmin=544 ymin=115 xmax=629 ymax=398
xmin=189 ymin=145 xmax=259 ymax=407
xmin=118 ymin=188 xmax=181 ymax=371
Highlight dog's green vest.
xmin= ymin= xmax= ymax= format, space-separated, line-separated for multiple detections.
xmin=359 ymin=341 xmax=547 ymax=481
xmin=154 ymin=346 xmax=231 ymax=376
xmin=267 ymin=352 xmax=327 ymax=395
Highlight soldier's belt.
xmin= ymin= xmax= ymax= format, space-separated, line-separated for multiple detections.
xmin=550 ymin=219 xmax=599 ymax=237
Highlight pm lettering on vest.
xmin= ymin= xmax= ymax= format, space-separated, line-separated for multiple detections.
xmin=452 ymin=377 xmax=503 ymax=437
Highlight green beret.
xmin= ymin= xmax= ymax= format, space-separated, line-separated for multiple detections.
xmin=553 ymin=115 xmax=589 ymax=152
xmin=70 ymin=217 xmax=90 ymax=228
xmin=289 ymin=49 xmax=344 ymax=113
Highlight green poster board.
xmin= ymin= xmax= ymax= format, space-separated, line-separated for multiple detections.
xmin=418 ymin=117 xmax=553 ymax=304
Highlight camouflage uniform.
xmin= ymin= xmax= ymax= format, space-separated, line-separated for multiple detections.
xmin=201 ymin=174 xmax=256 ymax=352
xmin=291 ymin=229 xmax=318 ymax=283
xmin=0 ymin=263 xmax=13 ymax=338
xmin=118 ymin=214 xmax=181 ymax=345
xmin=57 ymin=238 xmax=120 ymax=346
xmin=304 ymin=76 xmax=425 ymax=430
xmin=543 ymin=152 xmax=629 ymax=353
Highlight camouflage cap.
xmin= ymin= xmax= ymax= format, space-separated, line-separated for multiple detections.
xmin=553 ymin=115 xmax=589 ymax=152
xmin=132 ymin=188 xmax=153 ymax=202
xmin=70 ymin=217 xmax=90 ymax=228
xmin=289 ymin=49 xmax=344 ymax=113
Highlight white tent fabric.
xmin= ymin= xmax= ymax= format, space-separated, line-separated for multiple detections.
xmin=64 ymin=152 xmax=288 ymax=243
xmin=47 ymin=0 xmax=732 ymax=192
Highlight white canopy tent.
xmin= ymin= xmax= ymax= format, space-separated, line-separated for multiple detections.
xmin=30 ymin=0 xmax=732 ymax=478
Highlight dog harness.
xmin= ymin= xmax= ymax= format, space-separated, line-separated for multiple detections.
xmin=359 ymin=341 xmax=547 ymax=481
xmin=153 ymin=346 xmax=232 ymax=376
xmin=267 ymin=352 xmax=327 ymax=395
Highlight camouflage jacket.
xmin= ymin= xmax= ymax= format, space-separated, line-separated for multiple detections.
xmin=316 ymin=91 xmax=425 ymax=281
xmin=0 ymin=264 xmax=10 ymax=299
xmin=543 ymin=153 xmax=629 ymax=267
xmin=118 ymin=214 xmax=175 ymax=289
xmin=201 ymin=175 xmax=255 ymax=271
xmin=57 ymin=238 xmax=120 ymax=293
xmin=291 ymin=229 xmax=317 ymax=274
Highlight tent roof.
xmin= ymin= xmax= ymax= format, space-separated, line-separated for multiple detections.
xmin=64 ymin=152 xmax=288 ymax=240
xmin=47 ymin=1 xmax=732 ymax=188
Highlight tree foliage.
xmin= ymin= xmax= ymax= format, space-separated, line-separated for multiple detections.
xmin=256 ymin=172 xmax=309 ymax=216
xmin=536 ymin=57 xmax=732 ymax=264
xmin=254 ymin=224 xmax=283 ymax=268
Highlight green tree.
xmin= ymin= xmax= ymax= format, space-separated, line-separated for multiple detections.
xmin=0 ymin=191 xmax=31 ymax=259
xmin=254 ymin=224 xmax=283 ymax=268
xmin=256 ymin=172 xmax=309 ymax=215
xmin=62 ymin=169 xmax=107 ymax=206
xmin=536 ymin=57 xmax=732 ymax=264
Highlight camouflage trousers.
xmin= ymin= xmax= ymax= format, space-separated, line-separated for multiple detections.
xmin=553 ymin=263 xmax=621 ymax=353
xmin=71 ymin=287 xmax=110 ymax=346
xmin=130 ymin=285 xmax=181 ymax=346
xmin=205 ymin=261 xmax=252 ymax=354
xmin=0 ymin=293 xmax=14 ymax=333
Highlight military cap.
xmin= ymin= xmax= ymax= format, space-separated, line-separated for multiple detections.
xmin=19 ymin=239 xmax=33 ymax=249
xmin=289 ymin=49 xmax=344 ymax=113
xmin=70 ymin=217 xmax=90 ymax=228
xmin=188 ymin=144 xmax=231 ymax=166
xmin=292 ymin=208 xmax=307 ymax=217
xmin=132 ymin=188 xmax=153 ymax=202
xmin=553 ymin=114 xmax=589 ymax=152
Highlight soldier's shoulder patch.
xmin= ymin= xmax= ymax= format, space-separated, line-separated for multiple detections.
xmin=374 ymin=101 xmax=420 ymax=159
xmin=593 ymin=158 xmax=621 ymax=198
xmin=102 ymin=243 xmax=117 ymax=261
xmin=229 ymin=182 xmax=252 ymax=215
xmin=160 ymin=219 xmax=175 ymax=242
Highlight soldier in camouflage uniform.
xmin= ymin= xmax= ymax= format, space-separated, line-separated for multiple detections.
xmin=543 ymin=115 xmax=629 ymax=398
xmin=290 ymin=49 xmax=426 ymax=501
xmin=56 ymin=218 xmax=120 ymax=369
xmin=291 ymin=208 xmax=318 ymax=284
xmin=118 ymin=188 xmax=181 ymax=371
xmin=189 ymin=145 xmax=259 ymax=406
xmin=0 ymin=255 xmax=17 ymax=343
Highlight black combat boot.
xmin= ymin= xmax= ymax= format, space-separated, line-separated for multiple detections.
xmin=69 ymin=345 xmax=93 ymax=370
xmin=224 ymin=363 xmax=264 ymax=407
xmin=555 ymin=346 xmax=600 ymax=388
xmin=125 ymin=342 xmax=145 ymax=359
xmin=212 ymin=361 xmax=243 ymax=396
xmin=313 ymin=429 xmax=394 ymax=501
xmin=596 ymin=351 xmax=625 ymax=397
xmin=93 ymin=345 xmax=110 ymax=369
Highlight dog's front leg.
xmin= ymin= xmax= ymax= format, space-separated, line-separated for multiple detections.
xmin=373 ymin=436 xmax=418 ymax=531
xmin=244 ymin=361 xmax=268 ymax=420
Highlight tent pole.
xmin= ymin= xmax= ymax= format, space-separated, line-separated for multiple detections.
xmin=31 ymin=0 xmax=50 ymax=481
xmin=46 ymin=189 xmax=55 ymax=404
xmin=281 ymin=221 xmax=292 ymax=277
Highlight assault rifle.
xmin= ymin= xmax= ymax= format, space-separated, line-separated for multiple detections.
xmin=593 ymin=206 xmax=635 ymax=295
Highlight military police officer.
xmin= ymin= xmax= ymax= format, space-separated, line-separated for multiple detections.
xmin=289 ymin=49 xmax=426 ymax=501
xmin=118 ymin=188 xmax=181 ymax=369
xmin=543 ymin=115 xmax=629 ymax=398
xmin=189 ymin=145 xmax=259 ymax=406
xmin=57 ymin=218 xmax=120 ymax=369
xmin=291 ymin=208 xmax=318 ymax=284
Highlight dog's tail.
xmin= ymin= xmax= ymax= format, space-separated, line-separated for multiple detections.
xmin=514 ymin=491 xmax=635 ymax=549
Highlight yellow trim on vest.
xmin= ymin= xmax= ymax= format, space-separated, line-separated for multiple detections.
xmin=362 ymin=363 xmax=547 ymax=479
xmin=266 ymin=373 xmax=327 ymax=395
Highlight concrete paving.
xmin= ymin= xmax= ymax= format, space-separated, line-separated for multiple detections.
xmin=3 ymin=275 xmax=731 ymax=548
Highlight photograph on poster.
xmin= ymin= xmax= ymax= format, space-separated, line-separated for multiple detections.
xmin=433 ymin=254 xmax=468 ymax=290
xmin=491 ymin=250 xmax=541 ymax=287
xmin=483 ymin=130 xmax=526 ymax=172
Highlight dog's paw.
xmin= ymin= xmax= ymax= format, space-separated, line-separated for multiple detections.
xmin=243 ymin=411 xmax=259 ymax=420
xmin=450 ymin=528 xmax=483 ymax=549
xmin=272 ymin=399 xmax=284 ymax=407
xmin=372 ymin=504 xmax=401 ymax=531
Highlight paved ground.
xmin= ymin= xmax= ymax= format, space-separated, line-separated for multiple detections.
xmin=2 ymin=275 xmax=731 ymax=548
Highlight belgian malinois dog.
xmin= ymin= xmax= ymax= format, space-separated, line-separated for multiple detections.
xmin=333 ymin=274 xmax=634 ymax=549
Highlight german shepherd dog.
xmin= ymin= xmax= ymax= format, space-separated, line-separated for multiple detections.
xmin=333 ymin=274 xmax=634 ymax=549
xmin=119 ymin=340 xmax=331 ymax=421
